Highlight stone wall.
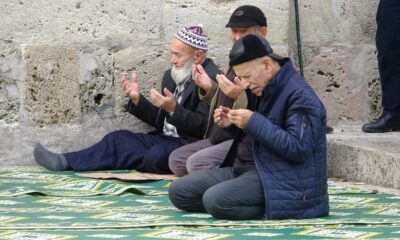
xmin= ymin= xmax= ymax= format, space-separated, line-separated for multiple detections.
xmin=0 ymin=0 xmax=380 ymax=166
xmin=289 ymin=0 xmax=380 ymax=122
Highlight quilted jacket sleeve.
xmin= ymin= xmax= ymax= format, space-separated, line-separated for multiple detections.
xmin=125 ymin=94 xmax=161 ymax=128
xmin=244 ymin=93 xmax=325 ymax=163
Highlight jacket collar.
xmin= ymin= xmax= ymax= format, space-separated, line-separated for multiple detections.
xmin=201 ymin=58 xmax=211 ymax=68
xmin=262 ymin=58 xmax=296 ymax=97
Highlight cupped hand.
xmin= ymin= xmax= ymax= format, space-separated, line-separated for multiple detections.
xmin=213 ymin=106 xmax=232 ymax=128
xmin=149 ymin=88 xmax=176 ymax=113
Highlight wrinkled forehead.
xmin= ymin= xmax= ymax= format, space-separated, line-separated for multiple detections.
xmin=233 ymin=59 xmax=258 ymax=75
xmin=170 ymin=37 xmax=195 ymax=54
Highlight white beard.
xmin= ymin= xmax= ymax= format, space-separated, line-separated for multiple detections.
xmin=171 ymin=59 xmax=194 ymax=85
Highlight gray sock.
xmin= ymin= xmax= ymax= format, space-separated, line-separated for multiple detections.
xmin=33 ymin=143 xmax=69 ymax=171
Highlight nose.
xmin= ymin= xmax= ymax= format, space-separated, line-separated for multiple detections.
xmin=233 ymin=33 xmax=242 ymax=41
xmin=249 ymin=83 xmax=258 ymax=90
xmin=170 ymin=56 xmax=178 ymax=65
xmin=242 ymin=81 xmax=250 ymax=88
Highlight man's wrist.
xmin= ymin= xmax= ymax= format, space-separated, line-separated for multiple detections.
xmin=227 ymin=89 xmax=241 ymax=100
xmin=167 ymin=103 xmax=176 ymax=114
xmin=202 ymin=82 xmax=211 ymax=93
xmin=131 ymin=96 xmax=140 ymax=105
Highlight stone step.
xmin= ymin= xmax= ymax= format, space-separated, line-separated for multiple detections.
xmin=327 ymin=124 xmax=400 ymax=189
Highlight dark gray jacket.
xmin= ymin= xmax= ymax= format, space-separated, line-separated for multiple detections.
xmin=126 ymin=58 xmax=221 ymax=144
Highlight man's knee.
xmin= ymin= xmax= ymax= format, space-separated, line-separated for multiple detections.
xmin=103 ymin=130 xmax=132 ymax=141
xmin=186 ymin=155 xmax=207 ymax=174
xmin=168 ymin=180 xmax=180 ymax=207
xmin=186 ymin=152 xmax=223 ymax=174
xmin=202 ymin=187 xmax=230 ymax=219
xmin=168 ymin=149 xmax=188 ymax=177
xmin=168 ymin=178 xmax=193 ymax=211
xmin=141 ymin=153 xmax=171 ymax=174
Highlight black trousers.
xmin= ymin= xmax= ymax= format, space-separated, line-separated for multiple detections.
xmin=64 ymin=130 xmax=182 ymax=173
xmin=376 ymin=0 xmax=400 ymax=116
xmin=168 ymin=167 xmax=265 ymax=220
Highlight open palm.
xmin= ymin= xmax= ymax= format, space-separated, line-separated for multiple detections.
xmin=121 ymin=72 xmax=140 ymax=104
xmin=192 ymin=64 xmax=212 ymax=92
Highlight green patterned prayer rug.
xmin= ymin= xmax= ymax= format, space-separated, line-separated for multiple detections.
xmin=0 ymin=168 xmax=168 ymax=197
xmin=0 ymin=168 xmax=399 ymax=239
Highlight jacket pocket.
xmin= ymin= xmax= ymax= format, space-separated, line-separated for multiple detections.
xmin=294 ymin=168 xmax=306 ymax=202
xmin=298 ymin=113 xmax=309 ymax=144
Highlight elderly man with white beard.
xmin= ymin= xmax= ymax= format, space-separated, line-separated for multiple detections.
xmin=33 ymin=25 xmax=222 ymax=173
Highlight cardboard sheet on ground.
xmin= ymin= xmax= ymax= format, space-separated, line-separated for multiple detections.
xmin=76 ymin=171 xmax=178 ymax=181
xmin=0 ymin=168 xmax=171 ymax=196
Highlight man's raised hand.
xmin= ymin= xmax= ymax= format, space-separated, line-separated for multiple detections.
xmin=121 ymin=72 xmax=140 ymax=105
xmin=192 ymin=64 xmax=212 ymax=92
xmin=216 ymin=74 xmax=246 ymax=100
xmin=149 ymin=88 xmax=176 ymax=113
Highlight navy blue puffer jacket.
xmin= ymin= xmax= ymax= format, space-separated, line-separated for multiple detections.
xmin=244 ymin=58 xmax=329 ymax=219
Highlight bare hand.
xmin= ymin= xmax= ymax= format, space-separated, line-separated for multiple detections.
xmin=149 ymin=88 xmax=176 ymax=113
xmin=233 ymin=76 xmax=250 ymax=90
xmin=192 ymin=64 xmax=212 ymax=92
xmin=213 ymin=106 xmax=232 ymax=128
xmin=121 ymin=72 xmax=140 ymax=105
xmin=216 ymin=74 xmax=245 ymax=99
xmin=228 ymin=109 xmax=253 ymax=129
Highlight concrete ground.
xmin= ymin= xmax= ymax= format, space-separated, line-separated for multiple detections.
xmin=330 ymin=178 xmax=400 ymax=196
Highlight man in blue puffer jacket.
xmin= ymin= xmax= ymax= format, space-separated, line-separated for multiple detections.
xmin=169 ymin=34 xmax=329 ymax=220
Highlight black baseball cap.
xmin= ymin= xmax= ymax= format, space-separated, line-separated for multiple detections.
xmin=229 ymin=34 xmax=284 ymax=67
xmin=225 ymin=5 xmax=267 ymax=28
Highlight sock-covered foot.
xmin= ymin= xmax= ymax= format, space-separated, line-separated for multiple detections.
xmin=33 ymin=143 xmax=70 ymax=171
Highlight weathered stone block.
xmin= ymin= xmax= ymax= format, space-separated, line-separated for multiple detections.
xmin=0 ymin=40 xmax=25 ymax=81
xmin=24 ymin=44 xmax=80 ymax=125
xmin=0 ymin=96 xmax=19 ymax=124
xmin=292 ymin=0 xmax=378 ymax=44
xmin=1 ymin=1 xmax=164 ymax=45
xmin=366 ymin=75 xmax=382 ymax=121
xmin=79 ymin=44 xmax=115 ymax=118
xmin=0 ymin=41 xmax=24 ymax=124
xmin=305 ymin=46 xmax=362 ymax=120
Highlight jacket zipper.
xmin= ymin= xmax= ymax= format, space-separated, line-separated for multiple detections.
xmin=297 ymin=115 xmax=306 ymax=202
xmin=294 ymin=168 xmax=306 ymax=202
xmin=300 ymin=115 xmax=306 ymax=143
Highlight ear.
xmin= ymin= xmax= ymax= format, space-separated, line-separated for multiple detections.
xmin=260 ymin=27 xmax=268 ymax=37
xmin=261 ymin=58 xmax=272 ymax=71
xmin=194 ymin=50 xmax=204 ymax=64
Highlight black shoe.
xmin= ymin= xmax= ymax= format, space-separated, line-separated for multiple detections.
xmin=33 ymin=143 xmax=70 ymax=171
xmin=362 ymin=113 xmax=400 ymax=133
